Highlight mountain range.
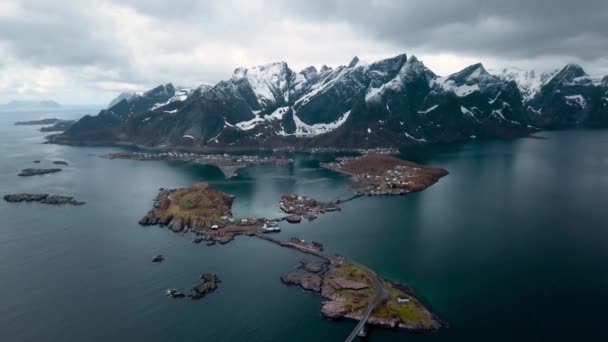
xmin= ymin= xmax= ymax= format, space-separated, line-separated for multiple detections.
xmin=50 ymin=53 xmax=608 ymax=150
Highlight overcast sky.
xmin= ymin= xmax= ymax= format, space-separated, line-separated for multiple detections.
xmin=1 ymin=0 xmax=606 ymax=105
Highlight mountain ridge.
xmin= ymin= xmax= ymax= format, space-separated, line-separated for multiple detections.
xmin=50 ymin=53 xmax=608 ymax=150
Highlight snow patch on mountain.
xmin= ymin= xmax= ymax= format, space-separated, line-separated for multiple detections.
xmin=436 ymin=79 xmax=480 ymax=96
xmin=404 ymin=131 xmax=427 ymax=142
xmin=460 ymin=106 xmax=475 ymax=118
xmin=151 ymin=88 xmax=192 ymax=110
xmin=494 ymin=68 xmax=557 ymax=102
xmin=418 ymin=105 xmax=439 ymax=114
xmin=565 ymin=95 xmax=587 ymax=108
xmin=235 ymin=106 xmax=290 ymax=131
xmin=291 ymin=110 xmax=351 ymax=137
xmin=233 ymin=62 xmax=291 ymax=107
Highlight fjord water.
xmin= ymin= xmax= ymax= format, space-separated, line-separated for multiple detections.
xmin=1 ymin=109 xmax=608 ymax=342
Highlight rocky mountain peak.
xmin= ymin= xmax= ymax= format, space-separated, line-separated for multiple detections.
xmin=348 ymin=56 xmax=360 ymax=68
xmin=300 ymin=66 xmax=318 ymax=80
xmin=402 ymin=55 xmax=435 ymax=80
xmin=448 ymin=63 xmax=491 ymax=83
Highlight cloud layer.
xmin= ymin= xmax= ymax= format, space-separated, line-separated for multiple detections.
xmin=1 ymin=0 xmax=606 ymax=104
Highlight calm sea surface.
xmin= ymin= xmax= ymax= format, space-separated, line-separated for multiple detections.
xmin=1 ymin=108 xmax=608 ymax=341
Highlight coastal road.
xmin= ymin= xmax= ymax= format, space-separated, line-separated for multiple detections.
xmin=344 ymin=261 xmax=390 ymax=342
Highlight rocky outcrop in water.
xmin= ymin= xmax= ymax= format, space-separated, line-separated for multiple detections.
xmin=18 ymin=168 xmax=62 ymax=176
xmin=190 ymin=273 xmax=221 ymax=299
xmin=3 ymin=193 xmax=85 ymax=205
xmin=280 ymin=272 xmax=323 ymax=292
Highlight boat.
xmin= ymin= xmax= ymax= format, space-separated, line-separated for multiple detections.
xmin=152 ymin=254 xmax=164 ymax=262
xmin=262 ymin=222 xmax=281 ymax=232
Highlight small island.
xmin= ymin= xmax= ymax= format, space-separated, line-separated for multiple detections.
xmin=321 ymin=153 xmax=448 ymax=196
xmin=101 ymin=151 xmax=292 ymax=178
xmin=15 ymin=118 xmax=64 ymax=126
xmin=279 ymin=194 xmax=340 ymax=222
xmin=281 ymin=259 xmax=441 ymax=331
xmin=18 ymin=168 xmax=62 ymax=177
xmin=3 ymin=193 xmax=85 ymax=205
xmin=166 ymin=273 xmax=221 ymax=300
xmin=139 ymin=183 xmax=263 ymax=245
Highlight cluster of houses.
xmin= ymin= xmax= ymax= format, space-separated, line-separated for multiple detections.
xmin=323 ymin=158 xmax=423 ymax=196
xmin=279 ymin=193 xmax=340 ymax=216
xmin=104 ymin=151 xmax=292 ymax=166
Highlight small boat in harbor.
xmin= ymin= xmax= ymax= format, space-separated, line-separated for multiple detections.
xmin=262 ymin=222 xmax=281 ymax=232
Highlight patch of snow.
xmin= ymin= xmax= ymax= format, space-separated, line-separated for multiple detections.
xmin=434 ymin=77 xmax=480 ymax=96
xmin=494 ymin=68 xmax=558 ymax=102
xmin=207 ymin=132 xmax=222 ymax=143
xmin=527 ymin=106 xmax=543 ymax=115
xmin=295 ymin=67 xmax=348 ymax=107
xmin=290 ymin=110 xmax=351 ymax=137
xmin=164 ymin=109 xmax=178 ymax=114
xmin=232 ymin=62 xmax=291 ymax=107
xmin=366 ymin=57 xmax=435 ymax=103
xmin=565 ymin=94 xmax=587 ymax=108
xmin=182 ymin=135 xmax=195 ymax=139
xmin=460 ymin=106 xmax=475 ymax=118
xmin=151 ymin=88 xmax=191 ymax=110
xmin=367 ymin=128 xmax=372 ymax=134
xmin=489 ymin=91 xmax=501 ymax=105
xmin=418 ymin=104 xmax=439 ymax=114
xmin=235 ymin=106 xmax=289 ymax=131
xmin=365 ymin=86 xmax=382 ymax=102
xmin=492 ymin=109 xmax=506 ymax=120
xmin=404 ymin=131 xmax=427 ymax=142
xmin=142 ymin=117 xmax=151 ymax=122
xmin=236 ymin=116 xmax=265 ymax=130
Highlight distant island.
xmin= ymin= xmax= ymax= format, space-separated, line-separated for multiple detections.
xmin=15 ymin=118 xmax=64 ymax=125
xmin=0 ymin=100 xmax=61 ymax=111
xmin=14 ymin=118 xmax=76 ymax=132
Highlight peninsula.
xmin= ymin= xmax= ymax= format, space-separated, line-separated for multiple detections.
xmin=321 ymin=153 xmax=448 ymax=196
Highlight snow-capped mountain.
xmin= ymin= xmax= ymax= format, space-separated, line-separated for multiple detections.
xmin=494 ymin=68 xmax=558 ymax=102
xmin=53 ymin=54 xmax=608 ymax=149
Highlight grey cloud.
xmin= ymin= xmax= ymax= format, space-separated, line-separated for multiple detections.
xmin=0 ymin=0 xmax=606 ymax=104
xmin=280 ymin=0 xmax=608 ymax=62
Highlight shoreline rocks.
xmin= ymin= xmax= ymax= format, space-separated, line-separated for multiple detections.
xmin=280 ymin=272 xmax=323 ymax=293
xmin=18 ymin=168 xmax=62 ymax=177
xmin=298 ymin=260 xmax=328 ymax=274
xmin=3 ymin=193 xmax=85 ymax=205
xmin=286 ymin=214 xmax=302 ymax=223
